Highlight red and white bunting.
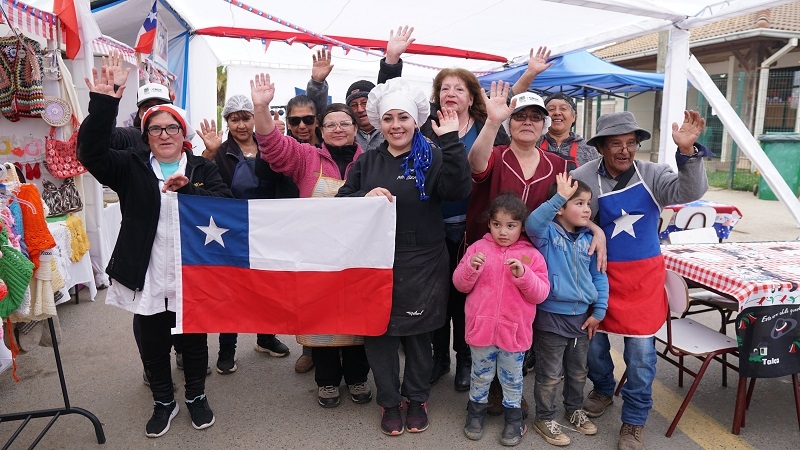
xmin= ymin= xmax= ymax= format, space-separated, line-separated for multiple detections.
xmin=0 ymin=0 xmax=57 ymax=40
xmin=91 ymin=36 xmax=137 ymax=65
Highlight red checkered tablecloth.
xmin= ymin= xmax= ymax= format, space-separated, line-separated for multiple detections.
xmin=662 ymin=241 xmax=800 ymax=312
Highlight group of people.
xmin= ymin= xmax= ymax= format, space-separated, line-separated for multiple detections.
xmin=77 ymin=26 xmax=710 ymax=450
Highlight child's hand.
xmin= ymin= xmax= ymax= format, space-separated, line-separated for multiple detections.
xmin=581 ymin=316 xmax=602 ymax=339
xmin=470 ymin=252 xmax=486 ymax=270
xmin=556 ymin=172 xmax=578 ymax=200
xmin=505 ymin=258 xmax=525 ymax=278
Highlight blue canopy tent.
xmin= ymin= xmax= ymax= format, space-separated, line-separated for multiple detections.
xmin=478 ymin=50 xmax=665 ymax=98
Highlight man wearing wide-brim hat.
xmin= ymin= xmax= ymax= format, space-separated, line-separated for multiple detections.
xmin=570 ymin=110 xmax=712 ymax=450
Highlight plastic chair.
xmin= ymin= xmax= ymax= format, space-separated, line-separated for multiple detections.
xmin=615 ymin=270 xmax=739 ymax=437
xmin=674 ymin=205 xmax=717 ymax=232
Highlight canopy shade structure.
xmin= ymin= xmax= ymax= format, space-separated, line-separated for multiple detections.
xmin=478 ymin=50 xmax=665 ymax=98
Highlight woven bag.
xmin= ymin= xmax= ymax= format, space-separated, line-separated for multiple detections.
xmin=296 ymin=334 xmax=364 ymax=347
xmin=44 ymin=117 xmax=87 ymax=178
xmin=41 ymin=177 xmax=83 ymax=217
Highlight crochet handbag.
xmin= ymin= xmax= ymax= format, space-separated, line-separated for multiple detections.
xmin=44 ymin=117 xmax=86 ymax=178
xmin=41 ymin=177 xmax=83 ymax=217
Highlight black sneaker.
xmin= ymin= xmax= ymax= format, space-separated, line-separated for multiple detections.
xmin=405 ymin=400 xmax=429 ymax=433
xmin=380 ymin=404 xmax=404 ymax=436
xmin=317 ymin=385 xmax=341 ymax=408
xmin=185 ymin=395 xmax=215 ymax=430
xmin=145 ymin=400 xmax=179 ymax=438
xmin=216 ymin=348 xmax=237 ymax=374
xmin=254 ymin=336 xmax=290 ymax=357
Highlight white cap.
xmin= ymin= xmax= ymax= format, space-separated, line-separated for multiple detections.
xmin=511 ymin=92 xmax=547 ymax=115
xmin=137 ymin=83 xmax=171 ymax=107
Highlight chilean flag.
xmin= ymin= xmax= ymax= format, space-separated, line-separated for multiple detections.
xmin=133 ymin=0 xmax=158 ymax=54
xmin=171 ymin=194 xmax=395 ymax=335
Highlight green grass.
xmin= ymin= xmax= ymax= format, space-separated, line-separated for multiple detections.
xmin=706 ymin=170 xmax=759 ymax=192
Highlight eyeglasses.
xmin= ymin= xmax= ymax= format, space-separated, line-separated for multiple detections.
xmin=510 ymin=112 xmax=544 ymax=123
xmin=286 ymin=115 xmax=316 ymax=126
xmin=322 ymin=120 xmax=355 ymax=131
xmin=606 ymin=142 xmax=640 ymax=152
xmin=147 ymin=124 xmax=182 ymax=137
xmin=348 ymin=99 xmax=368 ymax=110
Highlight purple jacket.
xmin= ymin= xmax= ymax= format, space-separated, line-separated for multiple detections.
xmin=453 ymin=233 xmax=550 ymax=352
xmin=255 ymin=127 xmax=364 ymax=197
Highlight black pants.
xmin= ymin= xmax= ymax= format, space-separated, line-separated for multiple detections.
xmin=137 ymin=311 xmax=207 ymax=403
xmin=133 ymin=315 xmax=183 ymax=357
xmin=364 ymin=333 xmax=433 ymax=407
xmin=312 ymin=345 xmax=370 ymax=387
xmin=219 ymin=333 xmax=275 ymax=350
xmin=432 ymin=232 xmax=469 ymax=360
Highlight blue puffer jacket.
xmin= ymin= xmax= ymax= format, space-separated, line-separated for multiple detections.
xmin=524 ymin=193 xmax=608 ymax=320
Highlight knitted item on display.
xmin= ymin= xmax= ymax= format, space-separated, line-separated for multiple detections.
xmin=0 ymin=36 xmax=46 ymax=122
xmin=0 ymin=226 xmax=34 ymax=319
xmin=65 ymin=215 xmax=90 ymax=262
xmin=17 ymin=184 xmax=56 ymax=270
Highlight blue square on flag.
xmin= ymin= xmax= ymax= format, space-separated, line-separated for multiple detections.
xmin=178 ymin=195 xmax=249 ymax=268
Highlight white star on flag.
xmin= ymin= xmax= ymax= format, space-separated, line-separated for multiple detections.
xmin=197 ymin=217 xmax=229 ymax=247
xmin=611 ymin=209 xmax=644 ymax=238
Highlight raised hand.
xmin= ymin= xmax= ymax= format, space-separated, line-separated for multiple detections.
xmin=506 ymin=258 xmax=525 ymax=278
xmin=311 ymin=49 xmax=334 ymax=83
xmin=84 ymin=67 xmax=125 ymax=98
xmin=102 ymin=50 xmax=131 ymax=88
xmin=471 ymin=252 xmax=486 ymax=270
xmin=526 ymin=46 xmax=554 ymax=75
xmin=484 ymin=81 xmax=513 ymax=123
xmin=672 ymin=110 xmax=706 ymax=155
xmin=197 ymin=119 xmax=223 ymax=159
xmin=431 ymin=107 xmax=459 ymax=136
xmin=386 ymin=25 xmax=415 ymax=64
xmin=555 ymin=172 xmax=577 ymax=200
xmin=273 ymin=111 xmax=286 ymax=134
xmin=250 ymin=73 xmax=275 ymax=108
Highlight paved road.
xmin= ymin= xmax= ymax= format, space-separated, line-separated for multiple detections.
xmin=2 ymin=188 xmax=799 ymax=449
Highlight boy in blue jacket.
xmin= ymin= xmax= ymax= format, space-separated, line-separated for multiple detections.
xmin=524 ymin=173 xmax=609 ymax=447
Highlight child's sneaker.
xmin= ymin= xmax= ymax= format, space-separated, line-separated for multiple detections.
xmin=533 ymin=419 xmax=570 ymax=446
xmin=185 ymin=394 xmax=215 ymax=430
xmin=380 ymin=403 xmax=404 ymax=436
xmin=566 ymin=409 xmax=597 ymax=435
xmin=405 ymin=400 xmax=429 ymax=433
xmin=145 ymin=400 xmax=178 ymax=438
xmin=348 ymin=382 xmax=372 ymax=404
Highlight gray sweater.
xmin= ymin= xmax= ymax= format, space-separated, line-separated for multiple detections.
xmin=570 ymin=155 xmax=709 ymax=219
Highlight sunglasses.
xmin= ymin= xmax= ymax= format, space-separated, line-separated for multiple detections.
xmin=287 ymin=115 xmax=316 ymax=126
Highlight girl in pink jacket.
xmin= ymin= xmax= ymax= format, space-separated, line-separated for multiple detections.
xmin=453 ymin=193 xmax=550 ymax=446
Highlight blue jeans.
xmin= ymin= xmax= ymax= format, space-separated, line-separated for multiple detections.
xmin=469 ymin=345 xmax=525 ymax=408
xmin=533 ymin=330 xmax=589 ymax=421
xmin=587 ymin=333 xmax=656 ymax=426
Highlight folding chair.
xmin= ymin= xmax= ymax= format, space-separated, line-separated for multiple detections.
xmin=615 ymin=270 xmax=739 ymax=437
xmin=673 ymin=205 xmax=717 ymax=233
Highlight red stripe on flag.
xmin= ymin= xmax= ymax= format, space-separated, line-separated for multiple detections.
xmin=134 ymin=29 xmax=157 ymax=54
xmin=180 ymin=266 xmax=393 ymax=335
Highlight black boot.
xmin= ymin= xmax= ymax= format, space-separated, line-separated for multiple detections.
xmin=500 ymin=407 xmax=526 ymax=446
xmin=454 ymin=353 xmax=471 ymax=391
xmin=429 ymin=326 xmax=451 ymax=385
xmin=464 ymin=400 xmax=488 ymax=440
xmin=429 ymin=354 xmax=451 ymax=385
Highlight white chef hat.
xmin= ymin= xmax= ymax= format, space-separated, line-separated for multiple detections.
xmin=366 ymin=78 xmax=430 ymax=130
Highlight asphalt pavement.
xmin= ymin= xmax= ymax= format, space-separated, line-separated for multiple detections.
xmin=2 ymin=187 xmax=799 ymax=449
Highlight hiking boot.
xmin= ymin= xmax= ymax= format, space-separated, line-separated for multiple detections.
xmin=294 ymin=354 xmax=314 ymax=373
xmin=318 ymin=385 xmax=340 ymax=408
xmin=500 ymin=407 xmax=527 ymax=446
xmin=405 ymin=400 xmax=429 ymax=433
xmin=617 ymin=423 xmax=644 ymax=450
xmin=254 ymin=335 xmax=290 ymax=357
xmin=380 ymin=403 xmax=404 ymax=436
xmin=487 ymin=380 xmax=503 ymax=415
xmin=454 ymin=354 xmax=471 ymax=391
xmin=175 ymin=353 xmax=212 ymax=375
xmin=348 ymin=382 xmax=372 ymax=404
xmin=533 ymin=419 xmax=570 ymax=446
xmin=464 ymin=400 xmax=488 ymax=440
xmin=185 ymin=394 xmax=215 ymax=430
xmin=145 ymin=400 xmax=178 ymax=438
xmin=583 ymin=390 xmax=613 ymax=418
xmin=566 ymin=409 xmax=597 ymax=435
xmin=216 ymin=348 xmax=237 ymax=374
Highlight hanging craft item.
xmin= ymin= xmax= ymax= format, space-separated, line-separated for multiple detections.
xmin=44 ymin=118 xmax=87 ymax=179
xmin=41 ymin=177 xmax=83 ymax=217
xmin=0 ymin=35 xmax=46 ymax=122
xmin=41 ymin=96 xmax=72 ymax=127
xmin=25 ymin=162 xmax=41 ymax=180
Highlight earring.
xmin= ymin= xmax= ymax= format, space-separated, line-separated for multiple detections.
xmin=25 ymin=162 xmax=41 ymax=180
